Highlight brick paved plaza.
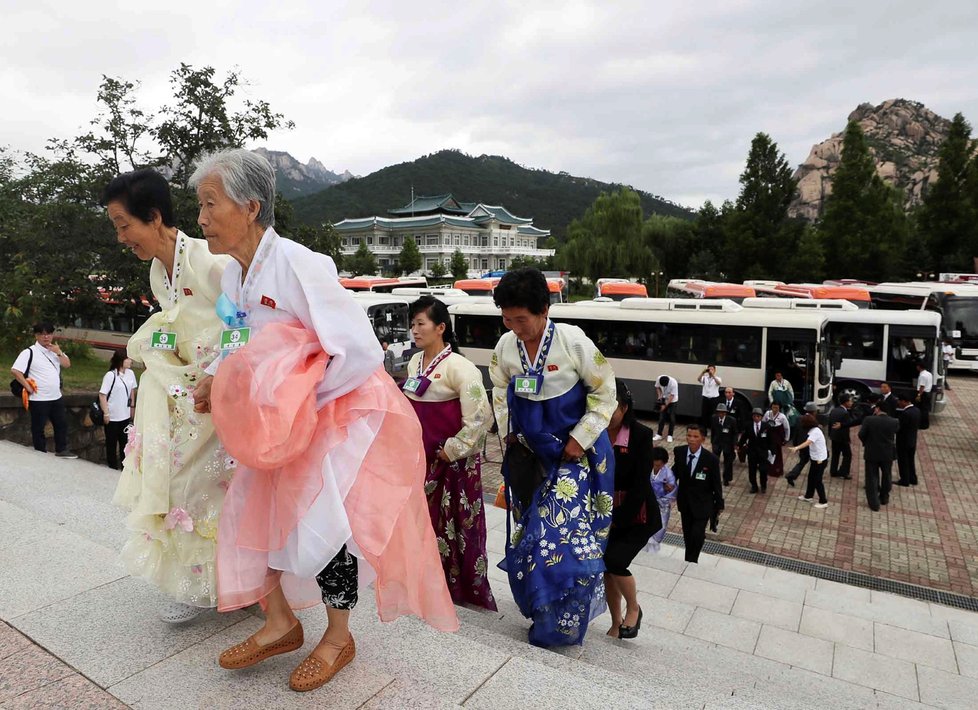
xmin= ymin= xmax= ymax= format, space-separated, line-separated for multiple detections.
xmin=482 ymin=373 xmax=978 ymax=600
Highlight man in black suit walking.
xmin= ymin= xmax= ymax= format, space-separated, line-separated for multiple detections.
xmin=737 ymin=407 xmax=770 ymax=494
xmin=895 ymin=392 xmax=921 ymax=486
xmin=674 ymin=424 xmax=724 ymax=563
xmin=710 ymin=403 xmax=739 ymax=486
xmin=878 ymin=382 xmax=897 ymax=417
xmin=858 ymin=396 xmax=900 ymax=511
xmin=828 ymin=395 xmax=857 ymax=479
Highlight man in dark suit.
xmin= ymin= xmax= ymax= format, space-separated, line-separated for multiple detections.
xmin=895 ymin=392 xmax=921 ymax=486
xmin=674 ymin=424 xmax=724 ymax=563
xmin=858 ymin=396 xmax=900 ymax=511
xmin=720 ymin=387 xmax=744 ymax=428
xmin=737 ymin=407 xmax=771 ymax=494
xmin=828 ymin=395 xmax=857 ymax=479
xmin=710 ymin=403 xmax=739 ymax=486
xmin=878 ymin=382 xmax=897 ymax=417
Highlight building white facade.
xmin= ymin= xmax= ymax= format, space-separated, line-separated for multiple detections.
xmin=333 ymin=194 xmax=555 ymax=275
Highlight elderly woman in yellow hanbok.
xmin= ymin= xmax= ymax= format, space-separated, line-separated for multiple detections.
xmin=102 ymin=168 xmax=234 ymax=624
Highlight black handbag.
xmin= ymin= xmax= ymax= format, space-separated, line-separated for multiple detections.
xmin=9 ymin=348 xmax=33 ymax=397
xmin=503 ymin=440 xmax=547 ymax=512
xmin=90 ymin=373 xmax=118 ymax=426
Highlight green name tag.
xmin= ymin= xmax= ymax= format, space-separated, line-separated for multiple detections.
xmin=150 ymin=331 xmax=177 ymax=350
xmin=514 ymin=375 xmax=542 ymax=395
xmin=220 ymin=327 xmax=251 ymax=352
xmin=695 ymin=472 xmax=707 ymax=480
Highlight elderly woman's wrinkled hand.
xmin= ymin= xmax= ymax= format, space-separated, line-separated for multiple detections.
xmin=561 ymin=436 xmax=585 ymax=462
xmin=193 ymin=375 xmax=214 ymax=413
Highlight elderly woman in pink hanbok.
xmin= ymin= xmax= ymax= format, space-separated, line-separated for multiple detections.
xmin=191 ymin=149 xmax=456 ymax=693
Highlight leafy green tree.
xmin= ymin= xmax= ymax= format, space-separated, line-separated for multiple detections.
xmin=398 ymin=236 xmax=422 ymax=275
xmin=782 ymin=225 xmax=826 ymax=282
xmin=817 ymin=120 xmax=909 ymax=280
xmin=724 ymin=133 xmax=799 ymax=280
xmin=560 ymin=188 xmax=654 ymax=283
xmin=346 ymin=242 xmax=377 ymax=276
xmin=643 ymin=212 xmax=697 ymax=286
xmin=155 ymin=64 xmax=294 ymax=189
xmin=917 ymin=113 xmax=978 ymax=271
xmin=0 ymin=65 xmax=294 ymax=347
xmin=292 ymin=223 xmax=343 ymax=269
xmin=509 ymin=254 xmax=549 ymax=270
xmin=430 ymin=260 xmax=448 ymax=279
xmin=449 ymin=248 xmax=469 ymax=279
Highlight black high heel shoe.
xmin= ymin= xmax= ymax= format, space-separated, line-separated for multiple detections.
xmin=618 ymin=607 xmax=643 ymax=640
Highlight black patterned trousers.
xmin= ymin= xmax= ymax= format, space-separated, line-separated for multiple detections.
xmin=315 ymin=545 xmax=358 ymax=610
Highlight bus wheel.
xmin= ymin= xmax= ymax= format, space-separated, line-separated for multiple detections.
xmin=836 ymin=381 xmax=869 ymax=405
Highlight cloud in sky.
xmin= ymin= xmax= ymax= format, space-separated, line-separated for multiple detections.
xmin=2 ymin=0 xmax=976 ymax=209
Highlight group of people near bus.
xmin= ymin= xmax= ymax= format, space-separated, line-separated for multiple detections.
xmin=647 ymin=362 xmax=932 ymax=513
xmin=87 ymin=151 xmax=703 ymax=696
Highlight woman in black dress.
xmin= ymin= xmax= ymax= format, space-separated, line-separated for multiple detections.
xmin=604 ymin=380 xmax=662 ymax=639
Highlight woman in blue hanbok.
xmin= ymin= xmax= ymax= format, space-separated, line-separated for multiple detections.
xmin=489 ymin=268 xmax=616 ymax=647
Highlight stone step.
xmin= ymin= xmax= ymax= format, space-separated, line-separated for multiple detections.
xmin=7 ymin=440 xmax=978 ymax=708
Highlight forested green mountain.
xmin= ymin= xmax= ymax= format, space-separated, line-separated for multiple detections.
xmin=290 ymin=149 xmax=693 ymax=238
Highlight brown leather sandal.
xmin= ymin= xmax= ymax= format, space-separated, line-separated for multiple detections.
xmin=289 ymin=635 xmax=356 ymax=692
xmin=218 ymin=622 xmax=304 ymax=670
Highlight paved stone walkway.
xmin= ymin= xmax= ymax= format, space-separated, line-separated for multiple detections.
xmin=481 ymin=373 xmax=978 ymax=599
xmin=0 ymin=621 xmax=124 ymax=709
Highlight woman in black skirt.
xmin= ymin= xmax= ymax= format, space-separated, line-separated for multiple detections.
xmin=604 ymin=380 xmax=662 ymax=639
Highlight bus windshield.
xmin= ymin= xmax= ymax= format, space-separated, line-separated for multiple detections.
xmin=944 ymin=297 xmax=978 ymax=343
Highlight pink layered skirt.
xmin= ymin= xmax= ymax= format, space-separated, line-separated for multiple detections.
xmin=211 ymin=321 xmax=458 ymax=632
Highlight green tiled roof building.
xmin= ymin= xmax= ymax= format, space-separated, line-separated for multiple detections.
xmin=333 ymin=194 xmax=554 ymax=275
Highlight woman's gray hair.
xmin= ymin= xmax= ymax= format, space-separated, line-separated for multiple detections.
xmin=190 ymin=148 xmax=276 ymax=228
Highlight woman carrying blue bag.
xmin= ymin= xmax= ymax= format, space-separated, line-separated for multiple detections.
xmin=489 ymin=268 xmax=617 ymax=647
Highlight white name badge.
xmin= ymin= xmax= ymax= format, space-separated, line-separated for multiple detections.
xmin=220 ymin=327 xmax=251 ymax=352
xmin=150 ymin=331 xmax=177 ymax=350
xmin=513 ymin=374 xmax=543 ymax=396
xmin=695 ymin=471 xmax=707 ymax=480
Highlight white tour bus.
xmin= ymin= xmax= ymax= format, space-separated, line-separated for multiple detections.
xmin=742 ymin=298 xmax=945 ymax=413
xmin=351 ymin=292 xmax=495 ymax=374
xmin=867 ymin=282 xmax=978 ymax=372
xmin=450 ymin=298 xmax=835 ymax=416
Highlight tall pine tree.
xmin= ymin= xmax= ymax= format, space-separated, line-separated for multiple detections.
xmin=917 ymin=113 xmax=977 ymax=272
xmin=723 ymin=133 xmax=798 ymax=280
xmin=817 ymin=120 xmax=908 ymax=280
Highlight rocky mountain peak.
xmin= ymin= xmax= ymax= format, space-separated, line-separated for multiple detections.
xmin=252 ymin=147 xmax=352 ymax=198
xmin=789 ymin=98 xmax=955 ymax=220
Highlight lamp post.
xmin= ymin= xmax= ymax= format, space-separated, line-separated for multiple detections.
xmin=653 ymin=271 xmax=664 ymax=297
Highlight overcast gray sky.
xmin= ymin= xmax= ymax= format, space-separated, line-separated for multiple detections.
xmin=2 ymin=0 xmax=976 ymax=209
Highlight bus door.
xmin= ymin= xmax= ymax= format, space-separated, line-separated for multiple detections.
xmin=366 ymin=303 xmax=413 ymax=364
xmin=886 ymin=325 xmax=937 ymax=388
xmin=766 ymin=327 xmax=817 ymax=405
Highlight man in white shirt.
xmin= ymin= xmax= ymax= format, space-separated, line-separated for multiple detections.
xmin=942 ymin=340 xmax=954 ymax=390
xmin=10 ymin=323 xmax=77 ymax=458
xmin=915 ymin=363 xmax=933 ymax=429
xmin=698 ymin=365 xmax=722 ymax=428
xmin=654 ymin=374 xmax=679 ymax=442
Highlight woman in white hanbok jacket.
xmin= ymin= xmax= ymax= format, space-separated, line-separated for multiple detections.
xmin=190 ymin=149 xmax=456 ymax=693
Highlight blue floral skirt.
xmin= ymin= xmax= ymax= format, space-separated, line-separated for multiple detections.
xmin=501 ymin=431 xmax=614 ymax=647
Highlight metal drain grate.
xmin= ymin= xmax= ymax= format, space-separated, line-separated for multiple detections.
xmin=660 ymin=532 xmax=978 ymax=613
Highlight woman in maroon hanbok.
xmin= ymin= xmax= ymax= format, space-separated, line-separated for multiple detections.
xmin=403 ymin=296 xmax=496 ymax=611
